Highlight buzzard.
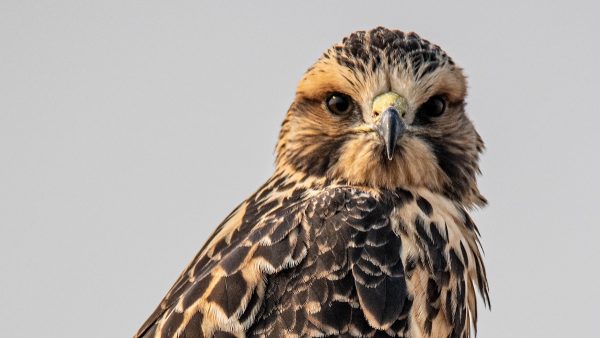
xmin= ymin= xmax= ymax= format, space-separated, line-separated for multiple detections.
xmin=134 ymin=27 xmax=489 ymax=338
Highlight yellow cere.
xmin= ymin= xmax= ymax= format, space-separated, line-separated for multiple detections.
xmin=372 ymin=92 xmax=408 ymax=116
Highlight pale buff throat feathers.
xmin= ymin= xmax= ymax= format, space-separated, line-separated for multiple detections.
xmin=134 ymin=27 xmax=488 ymax=338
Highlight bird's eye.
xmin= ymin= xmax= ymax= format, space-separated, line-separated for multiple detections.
xmin=418 ymin=96 xmax=446 ymax=118
xmin=326 ymin=93 xmax=353 ymax=115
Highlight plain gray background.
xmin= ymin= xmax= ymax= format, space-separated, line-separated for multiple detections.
xmin=1 ymin=1 xmax=598 ymax=337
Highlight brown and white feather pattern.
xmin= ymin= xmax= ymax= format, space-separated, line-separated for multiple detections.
xmin=135 ymin=176 xmax=487 ymax=338
xmin=134 ymin=27 xmax=489 ymax=338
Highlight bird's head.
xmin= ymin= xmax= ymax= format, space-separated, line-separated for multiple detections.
xmin=276 ymin=27 xmax=485 ymax=207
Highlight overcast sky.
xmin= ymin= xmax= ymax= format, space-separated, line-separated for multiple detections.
xmin=1 ymin=1 xmax=599 ymax=337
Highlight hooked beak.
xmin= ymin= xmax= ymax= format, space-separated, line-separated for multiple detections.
xmin=377 ymin=107 xmax=405 ymax=160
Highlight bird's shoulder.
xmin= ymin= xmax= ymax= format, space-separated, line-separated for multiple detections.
xmin=134 ymin=178 xmax=374 ymax=337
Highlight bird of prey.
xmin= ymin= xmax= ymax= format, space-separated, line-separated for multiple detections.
xmin=134 ymin=27 xmax=489 ymax=338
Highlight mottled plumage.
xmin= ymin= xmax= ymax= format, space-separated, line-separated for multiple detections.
xmin=134 ymin=27 xmax=489 ymax=338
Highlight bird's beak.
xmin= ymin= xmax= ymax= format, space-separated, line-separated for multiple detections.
xmin=377 ymin=107 xmax=405 ymax=160
xmin=372 ymin=92 xmax=407 ymax=160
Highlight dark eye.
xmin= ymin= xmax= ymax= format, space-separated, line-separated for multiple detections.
xmin=326 ymin=93 xmax=353 ymax=115
xmin=418 ymin=96 xmax=446 ymax=118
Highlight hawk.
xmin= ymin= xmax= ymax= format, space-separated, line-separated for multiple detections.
xmin=134 ymin=27 xmax=489 ymax=338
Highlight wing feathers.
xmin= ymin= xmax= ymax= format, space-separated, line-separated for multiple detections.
xmin=135 ymin=185 xmax=487 ymax=338
xmin=135 ymin=188 xmax=307 ymax=338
